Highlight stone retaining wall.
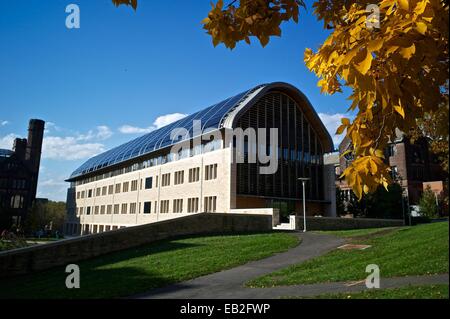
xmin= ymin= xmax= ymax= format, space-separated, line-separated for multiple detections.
xmin=0 ymin=213 xmax=272 ymax=278
xmin=292 ymin=216 xmax=404 ymax=231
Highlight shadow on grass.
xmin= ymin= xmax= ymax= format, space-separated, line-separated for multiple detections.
xmin=0 ymin=241 xmax=200 ymax=299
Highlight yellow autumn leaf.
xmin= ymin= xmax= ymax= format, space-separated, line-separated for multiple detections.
xmin=398 ymin=0 xmax=409 ymax=11
xmin=355 ymin=49 xmax=373 ymax=75
xmin=400 ymin=43 xmax=416 ymax=59
xmin=394 ymin=104 xmax=405 ymax=118
xmin=415 ymin=22 xmax=427 ymax=35
xmin=367 ymin=39 xmax=384 ymax=52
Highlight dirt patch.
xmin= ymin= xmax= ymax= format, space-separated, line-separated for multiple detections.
xmin=347 ymin=227 xmax=401 ymax=242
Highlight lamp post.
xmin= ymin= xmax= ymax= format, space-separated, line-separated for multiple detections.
xmin=298 ymin=178 xmax=310 ymax=232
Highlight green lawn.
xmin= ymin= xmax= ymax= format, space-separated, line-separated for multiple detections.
xmin=247 ymin=222 xmax=449 ymax=287
xmin=294 ymin=284 xmax=449 ymax=299
xmin=0 ymin=232 xmax=298 ymax=299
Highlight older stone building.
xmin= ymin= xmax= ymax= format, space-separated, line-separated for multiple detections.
xmin=65 ymin=82 xmax=337 ymax=235
xmin=337 ymin=130 xmax=446 ymax=208
xmin=0 ymin=119 xmax=45 ymax=230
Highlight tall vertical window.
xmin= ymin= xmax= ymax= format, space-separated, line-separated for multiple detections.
xmin=143 ymin=201 xmax=151 ymax=214
xmin=188 ymin=167 xmax=200 ymax=183
xmin=173 ymin=199 xmax=183 ymax=213
xmin=205 ymin=164 xmax=218 ymax=181
xmin=145 ymin=177 xmax=153 ymax=189
xmin=204 ymin=196 xmax=217 ymax=212
xmin=174 ymin=171 xmax=184 ymax=185
xmin=122 ymin=182 xmax=129 ymax=192
xmin=187 ymin=198 xmax=199 ymax=213
xmin=162 ymin=173 xmax=171 ymax=187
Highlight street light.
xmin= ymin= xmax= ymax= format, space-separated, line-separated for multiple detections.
xmin=298 ymin=178 xmax=310 ymax=232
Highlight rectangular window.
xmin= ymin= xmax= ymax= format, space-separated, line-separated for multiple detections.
xmin=113 ymin=204 xmax=120 ymax=214
xmin=107 ymin=205 xmax=112 ymax=214
xmin=143 ymin=201 xmax=151 ymax=214
xmin=156 ymin=175 xmax=159 ymax=187
xmin=173 ymin=199 xmax=183 ymax=213
xmin=81 ymin=190 xmax=85 ymax=199
xmin=188 ymin=167 xmax=200 ymax=183
xmin=94 ymin=206 xmax=100 ymax=215
xmin=88 ymin=189 xmax=93 ymax=198
xmin=115 ymin=184 xmax=121 ymax=194
xmin=102 ymin=186 xmax=107 ymax=196
xmin=108 ymin=185 xmax=114 ymax=195
xmin=174 ymin=171 xmax=184 ymax=185
xmin=131 ymin=180 xmax=138 ymax=191
xmin=121 ymin=203 xmax=128 ymax=214
xmin=187 ymin=198 xmax=199 ymax=213
xmin=204 ymin=196 xmax=217 ymax=212
xmin=100 ymin=205 xmax=106 ymax=215
xmin=145 ymin=177 xmax=153 ymax=189
xmin=122 ymin=182 xmax=129 ymax=193
xmin=105 ymin=225 xmax=111 ymax=232
xmin=76 ymin=192 xmax=80 ymax=199
xmin=96 ymin=188 xmax=101 ymax=197
xmin=160 ymin=200 xmax=170 ymax=213
xmin=205 ymin=164 xmax=218 ymax=181
xmin=129 ymin=202 xmax=137 ymax=214
xmin=162 ymin=173 xmax=171 ymax=187
xmin=154 ymin=201 xmax=158 ymax=214
xmin=86 ymin=207 xmax=91 ymax=215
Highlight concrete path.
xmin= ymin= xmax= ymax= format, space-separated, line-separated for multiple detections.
xmin=132 ymin=232 xmax=448 ymax=299
xmin=133 ymin=232 xmax=345 ymax=299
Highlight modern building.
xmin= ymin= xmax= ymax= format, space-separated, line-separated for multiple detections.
xmin=0 ymin=119 xmax=45 ymax=230
xmin=336 ymin=130 xmax=446 ymax=209
xmin=65 ymin=82 xmax=336 ymax=235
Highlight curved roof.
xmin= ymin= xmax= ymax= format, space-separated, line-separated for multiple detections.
xmin=68 ymin=82 xmax=333 ymax=180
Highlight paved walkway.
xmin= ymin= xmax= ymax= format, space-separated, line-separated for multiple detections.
xmin=132 ymin=232 xmax=448 ymax=299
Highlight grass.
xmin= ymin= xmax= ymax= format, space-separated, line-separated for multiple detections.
xmin=317 ymin=227 xmax=400 ymax=238
xmin=247 ymin=222 xmax=449 ymax=287
xmin=292 ymin=284 xmax=449 ymax=299
xmin=0 ymin=232 xmax=298 ymax=299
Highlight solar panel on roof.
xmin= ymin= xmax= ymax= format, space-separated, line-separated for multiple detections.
xmin=69 ymin=86 xmax=261 ymax=179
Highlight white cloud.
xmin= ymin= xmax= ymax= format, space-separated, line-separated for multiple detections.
xmin=76 ymin=125 xmax=113 ymax=141
xmin=0 ymin=133 xmax=18 ymax=149
xmin=119 ymin=113 xmax=188 ymax=134
xmin=1 ymin=124 xmax=112 ymax=161
xmin=37 ymin=176 xmax=69 ymax=201
xmin=42 ymin=136 xmax=105 ymax=160
xmin=318 ymin=113 xmax=350 ymax=147
xmin=119 ymin=125 xmax=153 ymax=134
xmin=1 ymin=120 xmax=9 ymax=126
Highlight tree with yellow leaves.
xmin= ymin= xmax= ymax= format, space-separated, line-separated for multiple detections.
xmin=113 ymin=0 xmax=449 ymax=199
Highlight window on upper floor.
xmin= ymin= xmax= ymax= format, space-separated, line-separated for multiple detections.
xmin=188 ymin=167 xmax=200 ymax=183
xmin=205 ymin=164 xmax=218 ymax=181
xmin=174 ymin=171 xmax=184 ymax=185
xmin=145 ymin=177 xmax=153 ymax=189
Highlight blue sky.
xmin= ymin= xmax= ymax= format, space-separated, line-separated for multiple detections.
xmin=0 ymin=0 xmax=352 ymax=201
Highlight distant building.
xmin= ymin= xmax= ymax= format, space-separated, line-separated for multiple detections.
xmin=65 ymin=82 xmax=337 ymax=235
xmin=336 ymin=130 xmax=446 ymax=208
xmin=0 ymin=119 xmax=45 ymax=229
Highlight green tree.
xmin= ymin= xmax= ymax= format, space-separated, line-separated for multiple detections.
xmin=419 ymin=186 xmax=439 ymax=218
xmin=25 ymin=201 xmax=66 ymax=234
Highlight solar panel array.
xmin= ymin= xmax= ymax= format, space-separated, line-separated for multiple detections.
xmin=69 ymin=85 xmax=264 ymax=179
